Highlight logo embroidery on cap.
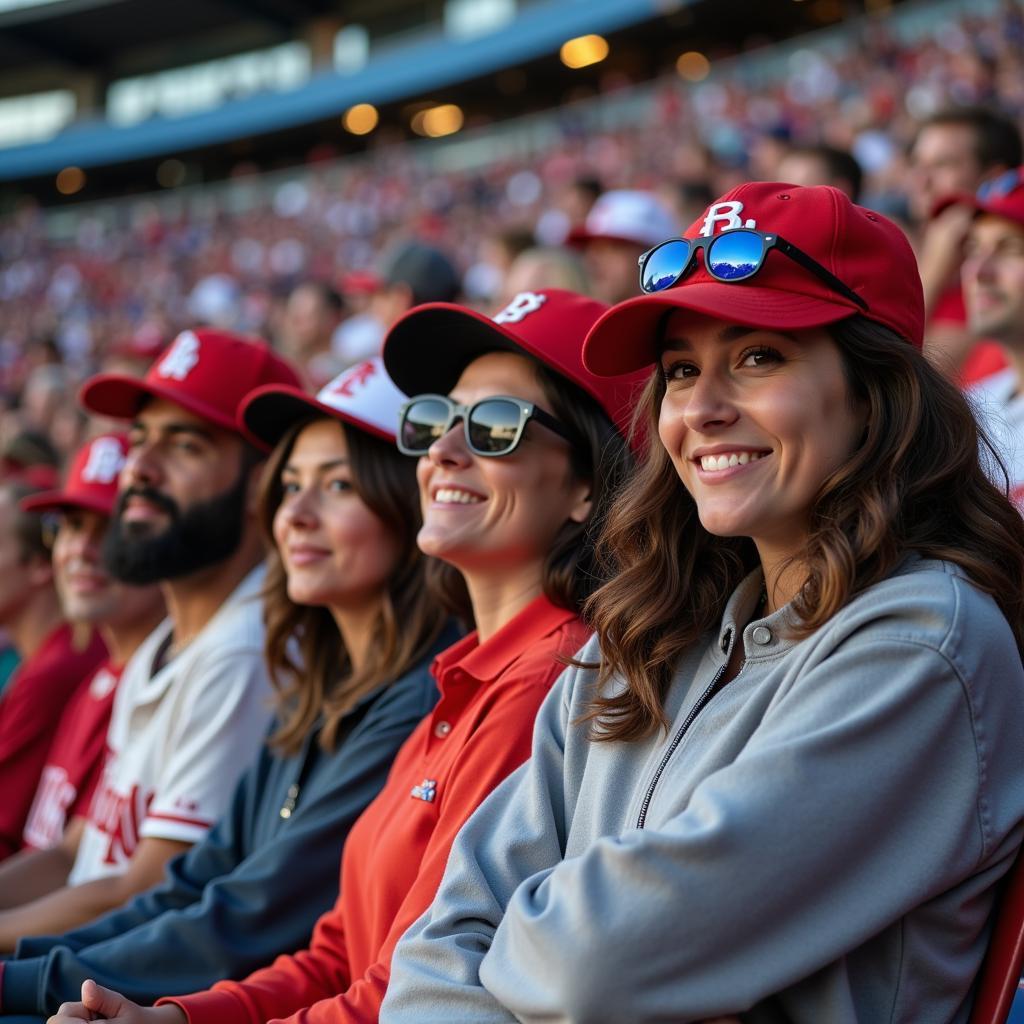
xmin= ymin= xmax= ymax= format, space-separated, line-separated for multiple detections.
xmin=493 ymin=292 xmax=547 ymax=325
xmin=410 ymin=778 xmax=437 ymax=803
xmin=699 ymin=201 xmax=757 ymax=238
xmin=81 ymin=437 xmax=125 ymax=485
xmin=330 ymin=360 xmax=376 ymax=398
xmin=156 ymin=331 xmax=201 ymax=381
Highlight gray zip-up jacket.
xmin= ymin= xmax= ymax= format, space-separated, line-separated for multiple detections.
xmin=382 ymin=559 xmax=1024 ymax=1023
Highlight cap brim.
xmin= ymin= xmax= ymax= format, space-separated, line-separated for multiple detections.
xmin=583 ymin=283 xmax=856 ymax=376
xmin=383 ymin=304 xmax=536 ymax=397
xmin=80 ymin=374 xmax=239 ymax=435
xmin=932 ymin=191 xmax=1024 ymax=228
xmin=239 ymin=385 xmax=395 ymax=452
xmin=20 ymin=490 xmax=114 ymax=516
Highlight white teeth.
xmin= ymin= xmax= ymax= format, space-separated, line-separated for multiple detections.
xmin=435 ymin=487 xmax=483 ymax=505
xmin=699 ymin=451 xmax=768 ymax=472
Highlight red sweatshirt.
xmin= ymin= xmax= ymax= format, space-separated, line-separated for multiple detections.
xmin=0 ymin=624 xmax=107 ymax=860
xmin=162 ymin=594 xmax=589 ymax=1024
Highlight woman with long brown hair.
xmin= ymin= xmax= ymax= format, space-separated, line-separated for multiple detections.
xmin=14 ymin=357 xmax=453 ymax=1021
xmin=50 ymin=290 xmax=637 ymax=1024
xmin=381 ymin=184 xmax=1024 ymax=1023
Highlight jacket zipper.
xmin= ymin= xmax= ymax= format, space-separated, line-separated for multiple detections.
xmin=636 ymin=629 xmax=734 ymax=829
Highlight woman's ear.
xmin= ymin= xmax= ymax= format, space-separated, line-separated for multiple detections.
xmin=567 ymin=480 xmax=593 ymax=525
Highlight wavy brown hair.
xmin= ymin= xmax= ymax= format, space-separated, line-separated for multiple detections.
xmin=583 ymin=316 xmax=1024 ymax=742
xmin=258 ymin=417 xmax=449 ymax=755
xmin=425 ymin=357 xmax=634 ymax=621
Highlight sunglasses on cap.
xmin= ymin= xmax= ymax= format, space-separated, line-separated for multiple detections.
xmin=976 ymin=168 xmax=1024 ymax=201
xmin=637 ymin=228 xmax=868 ymax=310
xmin=398 ymin=394 xmax=575 ymax=458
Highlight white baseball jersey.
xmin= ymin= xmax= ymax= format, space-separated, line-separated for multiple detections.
xmin=70 ymin=566 xmax=273 ymax=883
xmin=969 ymin=366 xmax=1024 ymax=511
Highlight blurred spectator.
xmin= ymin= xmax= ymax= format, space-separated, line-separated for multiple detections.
xmin=334 ymin=240 xmax=460 ymax=368
xmin=960 ymin=167 xmax=1024 ymax=505
xmin=278 ymin=280 xmax=345 ymax=387
xmin=0 ymin=481 xmax=107 ymax=863
xmin=500 ymin=246 xmax=590 ymax=307
xmin=911 ymin=105 xmax=1022 ymax=377
xmin=776 ymin=145 xmax=864 ymax=201
xmin=569 ymin=190 xmax=680 ymax=304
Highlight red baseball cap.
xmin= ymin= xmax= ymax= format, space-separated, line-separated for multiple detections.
xmin=583 ymin=182 xmax=925 ymax=377
xmin=932 ymin=167 xmax=1024 ymax=228
xmin=21 ymin=434 xmax=128 ymax=517
xmin=382 ymin=289 xmax=646 ymax=442
xmin=80 ymin=328 xmax=302 ymax=440
xmin=240 ymin=356 xmax=408 ymax=450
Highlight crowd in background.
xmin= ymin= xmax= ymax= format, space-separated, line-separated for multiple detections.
xmin=0 ymin=0 xmax=1022 ymax=474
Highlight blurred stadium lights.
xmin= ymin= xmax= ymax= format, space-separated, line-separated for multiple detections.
xmin=342 ymin=103 xmax=379 ymax=135
xmin=675 ymin=50 xmax=710 ymax=81
xmin=559 ymin=34 xmax=610 ymax=69
xmin=54 ymin=164 xmax=84 ymax=194
xmin=411 ymin=103 xmax=464 ymax=138
xmin=155 ymin=158 xmax=186 ymax=188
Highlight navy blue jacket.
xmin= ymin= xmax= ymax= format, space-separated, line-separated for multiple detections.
xmin=0 ymin=628 xmax=458 ymax=1018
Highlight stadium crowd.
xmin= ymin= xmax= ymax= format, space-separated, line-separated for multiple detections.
xmin=0 ymin=0 xmax=1022 ymax=1021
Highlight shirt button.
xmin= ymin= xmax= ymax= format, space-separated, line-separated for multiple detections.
xmin=434 ymin=721 xmax=452 ymax=738
xmin=752 ymin=626 xmax=773 ymax=646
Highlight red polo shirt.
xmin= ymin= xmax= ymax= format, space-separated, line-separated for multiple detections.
xmin=22 ymin=659 xmax=122 ymax=851
xmin=0 ymin=624 xmax=107 ymax=861
xmin=162 ymin=594 xmax=590 ymax=1024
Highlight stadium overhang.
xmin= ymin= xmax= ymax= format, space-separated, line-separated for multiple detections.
xmin=0 ymin=0 xmax=671 ymax=181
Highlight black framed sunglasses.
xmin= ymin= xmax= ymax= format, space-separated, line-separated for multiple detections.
xmin=398 ymin=394 xmax=574 ymax=458
xmin=637 ymin=228 xmax=868 ymax=311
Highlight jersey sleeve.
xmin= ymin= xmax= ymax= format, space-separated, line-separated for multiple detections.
xmin=140 ymin=650 xmax=272 ymax=845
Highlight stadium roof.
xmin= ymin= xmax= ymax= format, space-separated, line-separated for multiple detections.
xmin=0 ymin=0 xmax=667 ymax=181
xmin=0 ymin=0 xmax=336 ymax=74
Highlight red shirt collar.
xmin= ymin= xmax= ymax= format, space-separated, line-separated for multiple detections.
xmin=432 ymin=593 xmax=577 ymax=686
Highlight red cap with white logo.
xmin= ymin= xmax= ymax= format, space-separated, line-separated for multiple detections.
xmin=80 ymin=328 xmax=302 ymax=443
xmin=583 ymin=182 xmax=925 ymax=377
xmin=240 ymin=356 xmax=407 ymax=449
xmin=21 ymin=434 xmax=129 ymax=517
xmin=382 ymin=289 xmax=646 ymax=442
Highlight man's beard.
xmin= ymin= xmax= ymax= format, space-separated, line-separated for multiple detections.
xmin=102 ymin=468 xmax=249 ymax=585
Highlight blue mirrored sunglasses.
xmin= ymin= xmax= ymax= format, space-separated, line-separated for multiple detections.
xmin=637 ymin=228 xmax=868 ymax=311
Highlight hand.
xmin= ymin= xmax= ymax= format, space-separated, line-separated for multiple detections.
xmin=48 ymin=980 xmax=188 ymax=1024
xmin=917 ymin=201 xmax=976 ymax=313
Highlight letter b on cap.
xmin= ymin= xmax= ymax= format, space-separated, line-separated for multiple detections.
xmin=493 ymin=292 xmax=547 ymax=325
xmin=82 ymin=437 xmax=125 ymax=484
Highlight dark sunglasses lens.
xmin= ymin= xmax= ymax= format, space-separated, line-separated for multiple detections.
xmin=641 ymin=239 xmax=691 ymax=293
xmin=468 ymin=399 xmax=522 ymax=454
xmin=401 ymin=398 xmax=451 ymax=452
xmin=707 ymin=230 xmax=765 ymax=281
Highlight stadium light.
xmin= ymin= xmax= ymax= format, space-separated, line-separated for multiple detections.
xmin=55 ymin=166 xmax=85 ymax=195
xmin=343 ymin=103 xmax=379 ymax=135
xmin=156 ymin=159 xmax=186 ymax=188
xmin=559 ymin=34 xmax=609 ymax=69
xmin=676 ymin=51 xmax=711 ymax=82
xmin=411 ymin=104 xmax=464 ymax=138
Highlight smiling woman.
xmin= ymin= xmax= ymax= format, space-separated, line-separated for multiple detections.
xmin=380 ymin=184 xmax=1024 ymax=1024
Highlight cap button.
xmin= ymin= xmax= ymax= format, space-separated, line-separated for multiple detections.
xmin=434 ymin=720 xmax=452 ymax=738
xmin=777 ymin=193 xmax=791 ymax=200
xmin=752 ymin=625 xmax=773 ymax=646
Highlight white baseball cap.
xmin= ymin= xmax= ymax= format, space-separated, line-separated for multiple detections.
xmin=238 ymin=356 xmax=406 ymax=449
xmin=569 ymin=189 xmax=680 ymax=249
